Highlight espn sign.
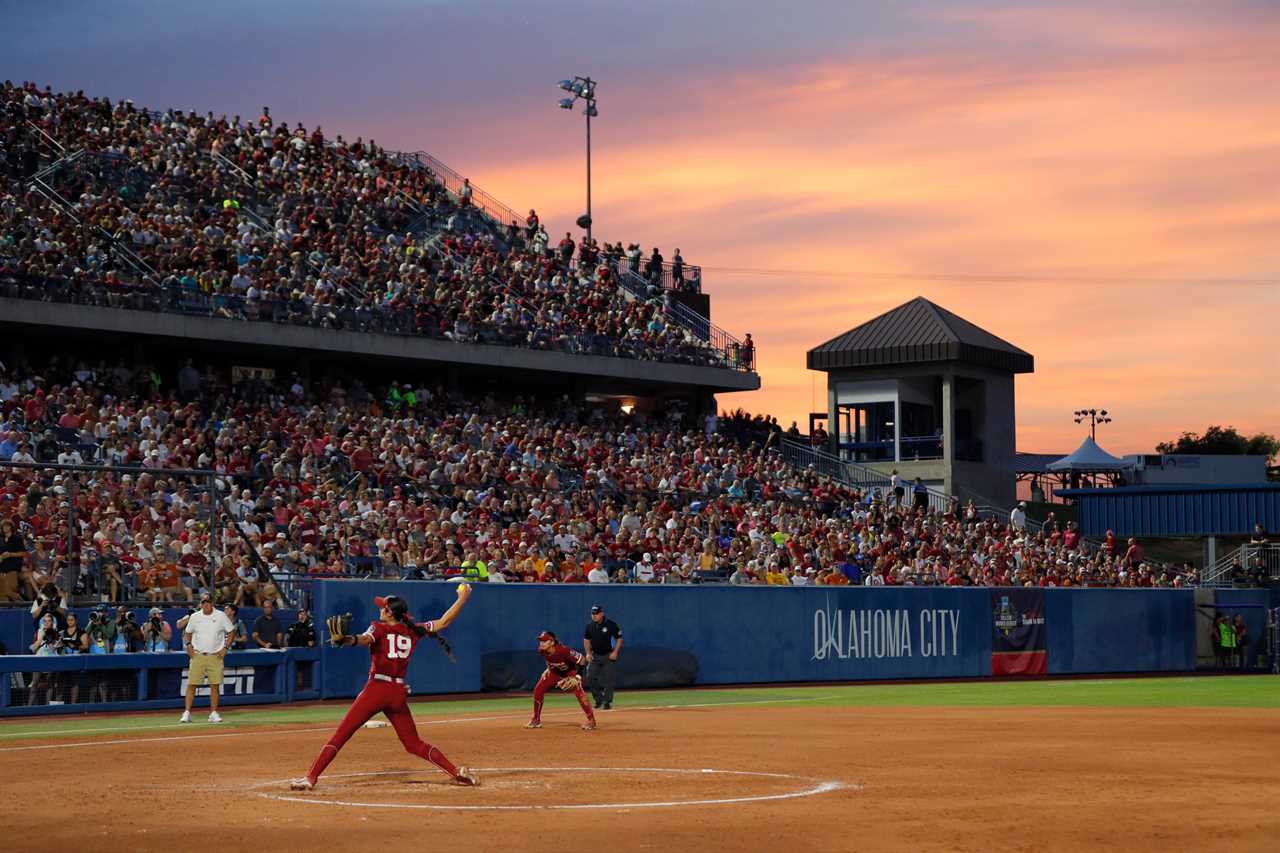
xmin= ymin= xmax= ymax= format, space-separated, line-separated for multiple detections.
xmin=180 ymin=666 xmax=257 ymax=697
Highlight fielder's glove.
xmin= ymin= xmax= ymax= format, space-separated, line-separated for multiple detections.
xmin=326 ymin=612 xmax=353 ymax=647
xmin=557 ymin=674 xmax=583 ymax=693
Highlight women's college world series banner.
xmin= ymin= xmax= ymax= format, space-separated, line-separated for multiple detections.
xmin=991 ymin=589 xmax=1047 ymax=675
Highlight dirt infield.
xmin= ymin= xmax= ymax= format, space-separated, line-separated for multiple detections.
xmin=2 ymin=703 xmax=1277 ymax=851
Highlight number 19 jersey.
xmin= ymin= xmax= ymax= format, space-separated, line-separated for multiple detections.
xmin=363 ymin=619 xmax=436 ymax=680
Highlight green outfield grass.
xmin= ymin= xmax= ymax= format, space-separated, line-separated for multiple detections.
xmin=0 ymin=676 xmax=1276 ymax=742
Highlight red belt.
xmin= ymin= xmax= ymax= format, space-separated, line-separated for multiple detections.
xmin=373 ymin=673 xmax=405 ymax=684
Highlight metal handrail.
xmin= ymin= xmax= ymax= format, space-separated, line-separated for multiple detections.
xmin=401 ymin=150 xmax=521 ymax=229
xmin=208 ymin=149 xmax=257 ymax=189
xmin=26 ymin=156 xmax=162 ymax=287
xmin=777 ymin=438 xmax=892 ymax=490
xmin=616 ymin=267 xmax=752 ymax=370
xmin=24 ymin=119 xmax=66 ymax=157
xmin=1201 ymin=543 xmax=1280 ymax=588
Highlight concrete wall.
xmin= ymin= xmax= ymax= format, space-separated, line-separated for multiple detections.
xmin=0 ymin=298 xmax=759 ymax=393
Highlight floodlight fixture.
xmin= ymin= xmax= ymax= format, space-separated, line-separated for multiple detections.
xmin=1072 ymin=406 xmax=1113 ymax=440
xmin=554 ymin=74 xmax=599 ymax=241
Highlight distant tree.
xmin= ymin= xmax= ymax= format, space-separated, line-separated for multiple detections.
xmin=1155 ymin=425 xmax=1279 ymax=463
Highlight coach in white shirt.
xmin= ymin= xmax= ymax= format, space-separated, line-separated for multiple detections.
xmin=181 ymin=592 xmax=235 ymax=724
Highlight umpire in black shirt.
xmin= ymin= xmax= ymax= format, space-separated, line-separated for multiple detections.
xmin=583 ymin=604 xmax=622 ymax=709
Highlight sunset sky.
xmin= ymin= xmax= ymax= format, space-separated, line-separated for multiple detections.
xmin=5 ymin=1 xmax=1277 ymax=455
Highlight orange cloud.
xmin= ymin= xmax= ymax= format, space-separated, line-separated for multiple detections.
xmin=453 ymin=8 xmax=1280 ymax=455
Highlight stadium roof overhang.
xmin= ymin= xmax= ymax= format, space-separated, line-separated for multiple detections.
xmin=0 ymin=298 xmax=760 ymax=395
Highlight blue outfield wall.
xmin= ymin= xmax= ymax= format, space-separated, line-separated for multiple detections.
xmin=1 ymin=585 xmax=1269 ymax=713
xmin=310 ymin=582 xmax=1247 ymax=698
xmin=1043 ymin=590 xmax=1196 ymax=674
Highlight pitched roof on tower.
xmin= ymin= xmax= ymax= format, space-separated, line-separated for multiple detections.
xmin=806 ymin=297 xmax=1034 ymax=373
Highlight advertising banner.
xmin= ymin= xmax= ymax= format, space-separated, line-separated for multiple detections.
xmin=991 ymin=589 xmax=1047 ymax=676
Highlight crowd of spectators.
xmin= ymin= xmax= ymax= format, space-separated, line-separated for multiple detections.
xmin=0 ymin=80 xmax=747 ymax=370
xmin=0 ymin=355 xmax=1193 ymax=621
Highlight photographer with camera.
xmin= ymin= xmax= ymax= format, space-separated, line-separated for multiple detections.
xmin=111 ymin=606 xmax=142 ymax=653
xmin=140 ymin=606 xmax=173 ymax=653
xmin=60 ymin=612 xmax=88 ymax=655
xmin=85 ymin=604 xmax=114 ymax=654
xmin=30 ymin=612 xmax=61 ymax=655
xmin=27 ymin=612 xmax=61 ymax=705
xmin=58 ymin=611 xmax=87 ymax=703
xmin=29 ymin=582 xmax=67 ymax=630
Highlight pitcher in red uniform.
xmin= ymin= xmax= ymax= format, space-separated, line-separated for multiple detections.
xmin=290 ymin=585 xmax=478 ymax=790
xmin=524 ymin=630 xmax=597 ymax=731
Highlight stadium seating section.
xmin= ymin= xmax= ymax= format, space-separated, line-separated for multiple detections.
xmin=1 ymin=82 xmax=748 ymax=370
xmin=0 ymin=359 xmax=1191 ymax=607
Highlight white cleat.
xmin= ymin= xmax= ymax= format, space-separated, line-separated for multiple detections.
xmin=454 ymin=767 xmax=480 ymax=786
xmin=208 ymin=711 xmax=223 ymax=723
xmin=523 ymin=720 xmax=542 ymax=729
xmin=179 ymin=711 xmax=191 ymax=723
xmin=290 ymin=778 xmax=316 ymax=791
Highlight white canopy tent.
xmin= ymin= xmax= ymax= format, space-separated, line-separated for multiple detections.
xmin=1046 ymin=436 xmax=1132 ymax=472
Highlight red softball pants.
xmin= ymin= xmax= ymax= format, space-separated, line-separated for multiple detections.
xmin=305 ymin=679 xmax=461 ymax=783
xmin=531 ymin=670 xmax=596 ymax=724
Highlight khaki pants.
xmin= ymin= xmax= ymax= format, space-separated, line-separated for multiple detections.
xmin=188 ymin=653 xmax=225 ymax=686
xmin=0 ymin=571 xmax=20 ymax=603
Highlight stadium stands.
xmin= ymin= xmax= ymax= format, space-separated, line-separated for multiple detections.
xmin=0 ymin=81 xmax=747 ymax=371
xmin=0 ymin=359 xmax=1191 ymax=609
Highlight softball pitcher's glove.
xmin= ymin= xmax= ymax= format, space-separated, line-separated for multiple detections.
xmin=557 ymin=674 xmax=583 ymax=693
xmin=327 ymin=612 xmax=353 ymax=646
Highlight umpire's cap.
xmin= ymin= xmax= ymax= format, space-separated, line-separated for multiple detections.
xmin=537 ymin=630 xmax=557 ymax=642
xmin=590 ymin=604 xmax=603 ymax=614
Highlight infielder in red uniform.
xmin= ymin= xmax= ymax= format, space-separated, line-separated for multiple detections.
xmin=524 ymin=630 xmax=597 ymax=730
xmin=290 ymin=585 xmax=478 ymax=790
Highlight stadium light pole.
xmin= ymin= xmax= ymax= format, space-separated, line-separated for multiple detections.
xmin=557 ymin=75 xmax=598 ymax=243
xmin=1073 ymin=408 xmax=1112 ymax=440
